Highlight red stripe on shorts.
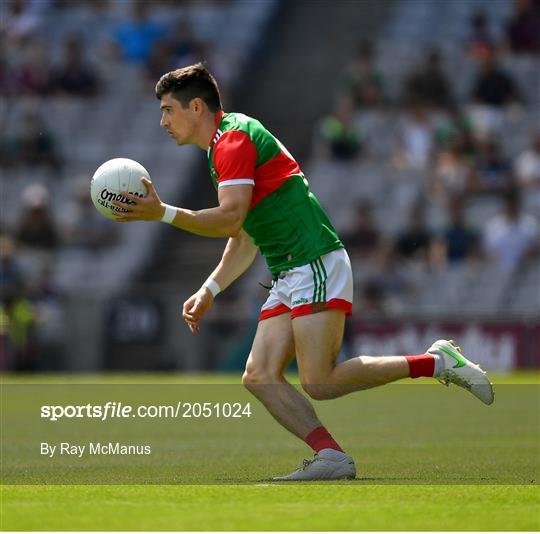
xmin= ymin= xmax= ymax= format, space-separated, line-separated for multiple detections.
xmin=290 ymin=298 xmax=352 ymax=319
xmin=258 ymin=304 xmax=291 ymax=321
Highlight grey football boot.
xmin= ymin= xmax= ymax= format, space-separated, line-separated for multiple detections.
xmin=272 ymin=448 xmax=356 ymax=481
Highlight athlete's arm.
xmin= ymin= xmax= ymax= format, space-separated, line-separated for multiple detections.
xmin=182 ymin=229 xmax=258 ymax=333
xmin=113 ymin=177 xmax=252 ymax=238
xmin=208 ymin=228 xmax=259 ymax=291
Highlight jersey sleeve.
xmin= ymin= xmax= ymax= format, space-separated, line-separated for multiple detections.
xmin=213 ymin=130 xmax=257 ymax=187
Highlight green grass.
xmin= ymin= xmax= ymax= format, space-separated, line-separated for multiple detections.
xmin=1 ymin=372 xmax=539 ymax=531
xmin=2 ymin=484 xmax=538 ymax=531
xmin=3 ymin=370 xmax=539 ymax=384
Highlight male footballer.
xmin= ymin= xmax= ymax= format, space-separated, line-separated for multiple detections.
xmin=114 ymin=63 xmax=494 ymax=480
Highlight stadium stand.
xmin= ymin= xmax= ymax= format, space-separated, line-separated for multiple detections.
xmin=1 ymin=0 xmax=538 ymax=371
xmin=0 ymin=0 xmax=278 ymax=369
xmin=228 ymin=0 xmax=539 ymax=372
xmin=301 ymin=0 xmax=540 ymax=321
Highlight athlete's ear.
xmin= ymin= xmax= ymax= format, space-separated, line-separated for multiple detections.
xmin=190 ymin=97 xmax=204 ymax=114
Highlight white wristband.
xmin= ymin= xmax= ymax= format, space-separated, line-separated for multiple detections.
xmin=202 ymin=278 xmax=221 ymax=298
xmin=160 ymin=204 xmax=176 ymax=224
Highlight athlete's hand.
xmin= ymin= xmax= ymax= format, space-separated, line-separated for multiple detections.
xmin=182 ymin=287 xmax=214 ymax=333
xmin=112 ymin=177 xmax=166 ymax=222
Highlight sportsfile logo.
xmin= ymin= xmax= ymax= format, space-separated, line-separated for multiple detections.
xmin=40 ymin=401 xmax=252 ymax=421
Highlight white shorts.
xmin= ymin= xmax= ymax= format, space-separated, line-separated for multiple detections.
xmin=259 ymin=248 xmax=353 ymax=321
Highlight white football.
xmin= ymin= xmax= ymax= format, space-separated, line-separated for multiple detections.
xmin=90 ymin=158 xmax=150 ymax=220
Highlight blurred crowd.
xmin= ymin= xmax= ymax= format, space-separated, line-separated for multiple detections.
xmin=0 ymin=0 xmax=224 ymax=170
xmin=0 ymin=0 xmax=224 ymax=369
xmin=1 ymin=0 xmax=539 ymax=371
xmin=315 ymin=0 xmax=540 ymax=317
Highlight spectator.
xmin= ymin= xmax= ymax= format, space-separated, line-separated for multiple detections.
xmin=467 ymin=10 xmax=495 ymax=60
xmin=2 ymin=110 xmax=62 ymax=170
xmin=145 ymin=25 xmax=215 ymax=86
xmin=430 ymin=146 xmax=471 ymax=201
xmin=317 ymin=95 xmax=363 ymax=161
xmin=469 ymin=138 xmax=512 ymax=194
xmin=16 ymin=184 xmax=59 ymax=251
xmin=360 ymin=245 xmax=414 ymax=316
xmin=0 ymin=233 xmax=35 ymax=371
xmin=514 ymin=132 xmax=540 ymax=191
xmin=0 ymin=36 xmax=17 ymax=96
xmin=0 ymin=235 xmax=25 ymax=297
xmin=145 ymin=40 xmax=174 ymax=83
xmin=394 ymin=203 xmax=433 ymax=261
xmin=358 ymin=280 xmax=387 ymax=318
xmin=393 ymin=103 xmax=434 ymax=170
xmin=168 ymin=18 xmax=203 ymax=67
xmin=506 ymin=0 xmax=540 ymax=54
xmin=338 ymin=41 xmax=385 ymax=109
xmin=471 ymin=51 xmax=520 ymax=108
xmin=28 ymin=266 xmax=66 ymax=370
xmin=483 ymin=188 xmax=539 ymax=271
xmin=114 ymin=1 xmax=167 ymax=63
xmin=1 ymin=0 xmax=42 ymax=46
xmin=426 ymin=235 xmax=448 ymax=270
xmin=443 ymin=197 xmax=480 ymax=262
xmin=341 ymin=200 xmax=381 ymax=260
xmin=0 ymin=291 xmax=36 ymax=371
xmin=434 ymin=107 xmax=478 ymax=162
xmin=53 ymin=35 xmax=100 ymax=98
xmin=16 ymin=36 xmax=55 ymax=96
xmin=61 ymin=179 xmax=119 ymax=250
xmin=403 ymin=48 xmax=453 ymax=109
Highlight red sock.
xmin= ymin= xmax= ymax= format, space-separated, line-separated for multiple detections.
xmin=305 ymin=426 xmax=344 ymax=453
xmin=406 ymin=354 xmax=435 ymax=378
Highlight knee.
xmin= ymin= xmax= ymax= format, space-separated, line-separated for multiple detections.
xmin=242 ymin=363 xmax=282 ymax=389
xmin=241 ymin=368 xmax=258 ymax=388
xmin=301 ymin=378 xmax=334 ymax=401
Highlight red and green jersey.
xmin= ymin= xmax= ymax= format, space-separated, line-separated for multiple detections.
xmin=208 ymin=111 xmax=343 ymax=276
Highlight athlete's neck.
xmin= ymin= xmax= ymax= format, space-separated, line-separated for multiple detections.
xmin=200 ymin=110 xmax=224 ymax=151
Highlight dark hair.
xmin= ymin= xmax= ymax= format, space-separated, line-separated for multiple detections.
xmin=155 ymin=62 xmax=222 ymax=112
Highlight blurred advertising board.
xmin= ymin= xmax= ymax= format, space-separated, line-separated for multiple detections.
xmin=352 ymin=322 xmax=540 ymax=371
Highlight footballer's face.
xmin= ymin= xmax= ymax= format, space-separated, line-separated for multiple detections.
xmin=159 ymin=93 xmax=199 ymax=145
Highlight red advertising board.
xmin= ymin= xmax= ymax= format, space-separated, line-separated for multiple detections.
xmin=352 ymin=321 xmax=540 ymax=371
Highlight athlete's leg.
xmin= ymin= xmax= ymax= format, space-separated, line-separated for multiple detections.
xmin=242 ymin=313 xmax=323 ymax=439
xmin=244 ymin=312 xmax=357 ymax=480
xmin=292 ymin=309 xmax=411 ymax=400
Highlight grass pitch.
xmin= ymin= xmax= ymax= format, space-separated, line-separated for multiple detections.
xmin=1 ymin=372 xmax=539 ymax=531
